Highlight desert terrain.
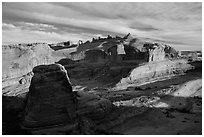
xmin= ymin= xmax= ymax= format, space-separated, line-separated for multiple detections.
xmin=2 ymin=34 xmax=202 ymax=135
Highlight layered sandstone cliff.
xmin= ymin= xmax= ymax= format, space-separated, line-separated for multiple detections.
xmin=115 ymin=59 xmax=194 ymax=90
xmin=2 ymin=44 xmax=55 ymax=88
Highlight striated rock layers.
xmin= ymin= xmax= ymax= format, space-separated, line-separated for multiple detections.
xmin=172 ymin=79 xmax=202 ymax=97
xmin=22 ymin=64 xmax=77 ymax=129
xmin=115 ymin=59 xmax=194 ymax=90
xmin=2 ymin=44 xmax=55 ymax=88
xmin=22 ymin=64 xmax=113 ymax=134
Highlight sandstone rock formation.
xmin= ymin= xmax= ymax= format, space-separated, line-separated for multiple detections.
xmin=147 ymin=43 xmax=178 ymax=62
xmin=20 ymin=63 xmax=115 ymax=134
xmin=22 ymin=64 xmax=77 ymax=129
xmin=164 ymin=45 xmax=178 ymax=58
xmin=78 ymin=40 xmax=83 ymax=45
xmin=77 ymin=91 xmax=113 ymax=120
xmin=84 ymin=49 xmax=108 ymax=63
xmin=56 ymin=58 xmax=75 ymax=66
xmin=172 ymin=79 xmax=202 ymax=97
xmin=123 ymin=33 xmax=134 ymax=45
xmin=48 ymin=41 xmax=77 ymax=51
xmin=153 ymin=79 xmax=202 ymax=111
xmin=67 ymin=34 xmax=178 ymax=64
xmin=2 ymin=43 xmax=55 ymax=88
xmin=2 ymin=32 xmax=202 ymax=135
xmin=148 ymin=44 xmax=165 ymax=62
xmin=115 ymin=59 xmax=194 ymax=90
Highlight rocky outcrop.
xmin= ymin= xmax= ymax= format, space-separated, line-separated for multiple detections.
xmin=22 ymin=64 xmax=77 ymax=129
xmin=84 ymin=49 xmax=108 ymax=63
xmin=153 ymin=79 xmax=202 ymax=111
xmin=56 ymin=58 xmax=75 ymax=66
xmin=78 ymin=40 xmax=83 ymax=45
xmin=172 ymin=79 xmax=202 ymax=97
xmin=48 ymin=41 xmax=77 ymax=51
xmin=70 ymin=51 xmax=86 ymax=61
xmin=164 ymin=45 xmax=178 ymax=59
xmin=147 ymin=43 xmax=178 ymax=62
xmin=123 ymin=36 xmax=178 ymax=62
xmin=77 ymin=92 xmax=113 ymax=120
xmin=148 ymin=44 xmax=165 ymax=62
xmin=2 ymin=43 xmax=55 ymax=88
xmin=67 ymin=34 xmax=178 ymax=64
xmin=123 ymin=33 xmax=134 ymax=45
xmin=115 ymin=59 xmax=194 ymax=90
xmin=21 ymin=64 xmax=114 ymax=134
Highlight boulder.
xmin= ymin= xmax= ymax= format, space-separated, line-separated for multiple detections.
xmin=22 ymin=64 xmax=77 ymax=129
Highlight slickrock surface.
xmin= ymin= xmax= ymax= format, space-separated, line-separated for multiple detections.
xmin=115 ymin=59 xmax=194 ymax=90
xmin=172 ymin=79 xmax=202 ymax=97
xmin=22 ymin=64 xmax=77 ymax=129
xmin=2 ymin=44 xmax=55 ymax=88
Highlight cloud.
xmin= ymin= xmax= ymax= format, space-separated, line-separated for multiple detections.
xmin=2 ymin=2 xmax=202 ymax=50
xmin=2 ymin=23 xmax=17 ymax=30
xmin=2 ymin=22 xmax=92 ymax=44
xmin=3 ymin=22 xmax=57 ymax=32
xmin=17 ymin=22 xmax=58 ymax=31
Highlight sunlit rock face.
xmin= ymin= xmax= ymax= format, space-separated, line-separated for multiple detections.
xmin=144 ymin=43 xmax=178 ymax=62
xmin=2 ymin=44 xmax=55 ymax=88
xmin=172 ymin=79 xmax=202 ymax=97
xmin=123 ymin=34 xmax=178 ymax=63
xmin=115 ymin=59 xmax=194 ymax=90
xmin=23 ymin=64 xmax=77 ymax=128
xmin=64 ymin=34 xmax=178 ymax=64
xmin=148 ymin=44 xmax=165 ymax=62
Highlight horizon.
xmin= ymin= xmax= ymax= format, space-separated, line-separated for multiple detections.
xmin=2 ymin=2 xmax=202 ymax=51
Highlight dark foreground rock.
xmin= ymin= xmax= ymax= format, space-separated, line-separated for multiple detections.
xmin=19 ymin=64 xmax=114 ymax=134
xmin=22 ymin=64 xmax=77 ymax=129
xmin=77 ymin=91 xmax=113 ymax=120
xmin=2 ymin=61 xmax=201 ymax=135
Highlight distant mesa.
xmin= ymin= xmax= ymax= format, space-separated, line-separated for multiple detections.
xmin=68 ymin=33 xmax=179 ymax=64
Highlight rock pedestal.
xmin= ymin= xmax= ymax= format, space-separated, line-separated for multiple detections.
xmin=22 ymin=64 xmax=77 ymax=128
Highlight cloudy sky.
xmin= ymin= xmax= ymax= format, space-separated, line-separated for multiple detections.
xmin=2 ymin=2 xmax=202 ymax=50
